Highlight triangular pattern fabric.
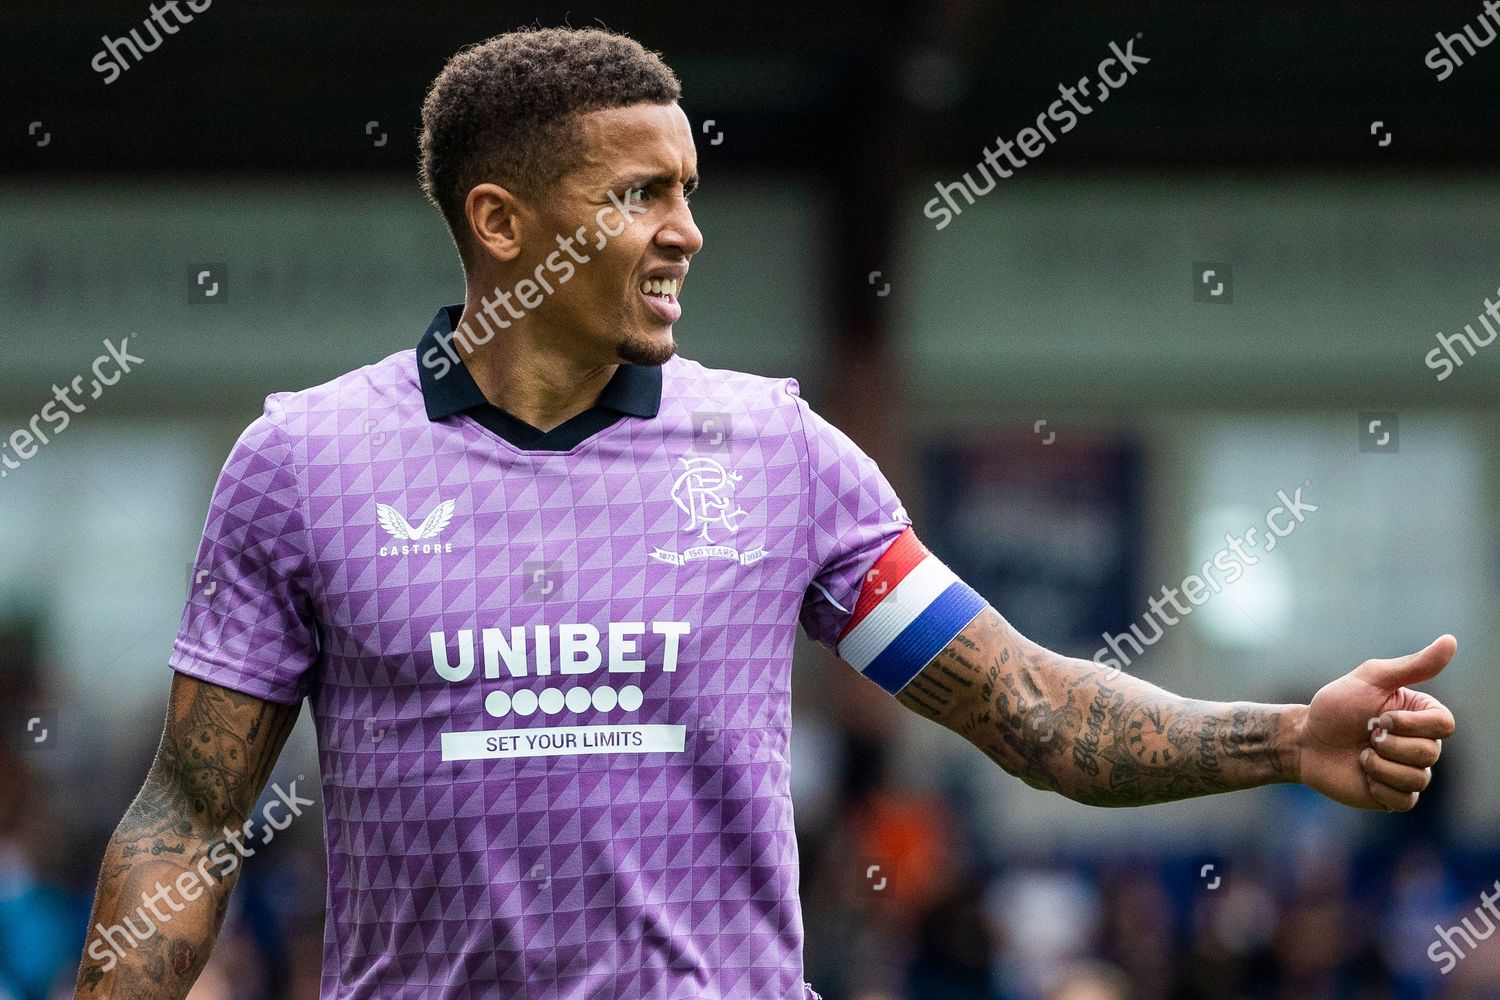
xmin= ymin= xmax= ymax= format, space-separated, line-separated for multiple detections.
xmin=169 ymin=309 xmax=921 ymax=998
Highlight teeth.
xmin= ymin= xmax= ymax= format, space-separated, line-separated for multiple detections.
xmin=639 ymin=278 xmax=678 ymax=297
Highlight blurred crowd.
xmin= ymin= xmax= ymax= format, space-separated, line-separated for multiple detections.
xmin=796 ymin=731 xmax=1500 ymax=1000
xmin=2 ymin=625 xmax=1497 ymax=1000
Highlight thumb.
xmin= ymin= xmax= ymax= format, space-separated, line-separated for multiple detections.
xmin=1356 ymin=635 xmax=1457 ymax=690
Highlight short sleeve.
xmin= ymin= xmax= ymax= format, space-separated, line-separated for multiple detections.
xmin=788 ymin=382 xmax=986 ymax=694
xmin=169 ymin=397 xmax=319 ymax=704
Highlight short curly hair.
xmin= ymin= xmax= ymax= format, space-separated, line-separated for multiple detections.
xmin=419 ymin=26 xmax=681 ymax=262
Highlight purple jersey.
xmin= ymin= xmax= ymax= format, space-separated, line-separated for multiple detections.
xmin=172 ymin=305 xmax=983 ymax=999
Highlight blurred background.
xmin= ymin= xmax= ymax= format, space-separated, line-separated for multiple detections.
xmin=2 ymin=2 xmax=1499 ymax=998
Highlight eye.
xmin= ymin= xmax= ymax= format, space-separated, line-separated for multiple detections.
xmin=625 ymin=187 xmax=650 ymax=202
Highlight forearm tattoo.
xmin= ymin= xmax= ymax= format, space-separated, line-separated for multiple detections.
xmin=897 ymin=607 xmax=1294 ymax=807
xmin=75 ymin=678 xmax=298 ymax=996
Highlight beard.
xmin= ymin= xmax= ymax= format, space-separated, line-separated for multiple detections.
xmin=617 ymin=330 xmax=677 ymax=366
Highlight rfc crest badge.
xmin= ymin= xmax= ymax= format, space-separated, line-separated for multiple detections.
xmin=651 ymin=456 xmax=769 ymax=566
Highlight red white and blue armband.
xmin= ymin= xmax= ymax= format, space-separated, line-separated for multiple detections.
xmin=835 ymin=527 xmax=988 ymax=695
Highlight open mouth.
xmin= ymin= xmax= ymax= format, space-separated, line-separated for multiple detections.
xmin=640 ymin=278 xmax=679 ymax=301
xmin=639 ymin=278 xmax=682 ymax=322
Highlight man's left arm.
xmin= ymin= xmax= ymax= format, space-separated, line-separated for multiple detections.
xmin=895 ymin=604 xmax=1457 ymax=811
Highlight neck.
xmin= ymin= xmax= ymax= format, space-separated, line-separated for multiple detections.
xmin=453 ymin=295 xmax=615 ymax=434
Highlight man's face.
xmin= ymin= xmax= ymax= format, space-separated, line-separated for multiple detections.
xmin=523 ymin=101 xmax=702 ymax=367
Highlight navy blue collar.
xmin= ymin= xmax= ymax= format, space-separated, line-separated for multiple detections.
xmin=416 ymin=304 xmax=662 ymax=451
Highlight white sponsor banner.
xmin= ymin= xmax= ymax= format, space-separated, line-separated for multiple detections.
xmin=441 ymin=724 xmax=686 ymax=761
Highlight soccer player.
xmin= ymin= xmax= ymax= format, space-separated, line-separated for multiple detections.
xmin=74 ymin=26 xmax=1457 ymax=1000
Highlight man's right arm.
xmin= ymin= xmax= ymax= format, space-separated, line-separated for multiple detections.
xmin=74 ymin=672 xmax=299 ymax=997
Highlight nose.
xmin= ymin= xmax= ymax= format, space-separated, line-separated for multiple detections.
xmin=655 ymin=199 xmax=703 ymax=258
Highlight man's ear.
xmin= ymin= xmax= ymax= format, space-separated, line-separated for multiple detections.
xmin=464 ymin=183 xmax=526 ymax=264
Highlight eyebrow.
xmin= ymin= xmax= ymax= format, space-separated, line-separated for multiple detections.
xmin=612 ymin=172 xmax=699 ymax=193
